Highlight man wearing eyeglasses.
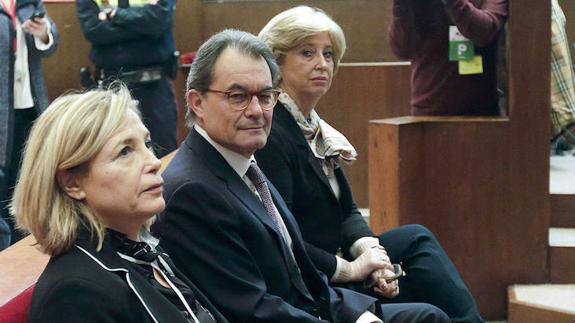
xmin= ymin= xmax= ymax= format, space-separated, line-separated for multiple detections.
xmin=155 ymin=29 xmax=449 ymax=323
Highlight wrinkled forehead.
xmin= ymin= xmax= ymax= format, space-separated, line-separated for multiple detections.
xmin=212 ymin=48 xmax=273 ymax=90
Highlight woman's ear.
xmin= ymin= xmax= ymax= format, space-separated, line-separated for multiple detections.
xmin=56 ymin=170 xmax=86 ymax=200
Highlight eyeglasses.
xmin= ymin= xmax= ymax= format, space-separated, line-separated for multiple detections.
xmin=206 ymin=88 xmax=281 ymax=111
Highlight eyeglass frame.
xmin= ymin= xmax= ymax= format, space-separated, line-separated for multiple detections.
xmin=205 ymin=88 xmax=282 ymax=111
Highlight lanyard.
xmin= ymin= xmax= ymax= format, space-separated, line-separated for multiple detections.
xmin=1 ymin=0 xmax=17 ymax=51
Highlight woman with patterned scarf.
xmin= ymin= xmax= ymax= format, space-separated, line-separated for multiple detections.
xmin=256 ymin=6 xmax=484 ymax=323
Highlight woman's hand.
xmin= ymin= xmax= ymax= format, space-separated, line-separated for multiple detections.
xmin=339 ymin=247 xmax=393 ymax=282
xmin=22 ymin=17 xmax=49 ymax=44
xmin=370 ymin=268 xmax=400 ymax=298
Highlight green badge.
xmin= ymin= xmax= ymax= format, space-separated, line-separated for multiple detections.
xmin=449 ymin=26 xmax=475 ymax=61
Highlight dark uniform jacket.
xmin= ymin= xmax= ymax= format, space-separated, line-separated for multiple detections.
xmin=76 ymin=0 xmax=175 ymax=70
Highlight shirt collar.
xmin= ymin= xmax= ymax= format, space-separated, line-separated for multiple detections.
xmin=194 ymin=124 xmax=254 ymax=178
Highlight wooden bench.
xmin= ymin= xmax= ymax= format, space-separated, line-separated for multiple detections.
xmin=0 ymin=236 xmax=49 ymax=322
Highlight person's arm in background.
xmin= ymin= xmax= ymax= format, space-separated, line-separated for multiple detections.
xmin=388 ymin=0 xmax=419 ymax=59
xmin=443 ymin=0 xmax=508 ymax=46
xmin=112 ymin=0 xmax=174 ymax=36
xmin=75 ymin=0 xmax=172 ymax=46
xmin=22 ymin=0 xmax=58 ymax=56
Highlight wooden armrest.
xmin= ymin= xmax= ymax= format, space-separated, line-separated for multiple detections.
xmin=370 ymin=115 xmax=510 ymax=126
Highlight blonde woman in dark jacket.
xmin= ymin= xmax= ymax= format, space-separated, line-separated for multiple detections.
xmin=257 ymin=6 xmax=484 ymax=323
xmin=11 ymin=86 xmax=228 ymax=323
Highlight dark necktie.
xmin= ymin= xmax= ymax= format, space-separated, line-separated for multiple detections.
xmin=247 ymin=163 xmax=316 ymax=300
xmin=246 ymin=163 xmax=286 ymax=239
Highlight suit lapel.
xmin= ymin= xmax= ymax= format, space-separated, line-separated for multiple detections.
xmin=305 ymin=150 xmax=336 ymax=198
xmin=187 ymin=131 xmax=281 ymax=238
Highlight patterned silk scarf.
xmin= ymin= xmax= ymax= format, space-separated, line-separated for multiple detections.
xmin=279 ymin=93 xmax=357 ymax=176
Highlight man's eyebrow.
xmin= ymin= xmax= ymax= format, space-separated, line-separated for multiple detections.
xmin=226 ymin=83 xmax=274 ymax=92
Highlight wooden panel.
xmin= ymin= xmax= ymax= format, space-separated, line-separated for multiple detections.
xmin=0 ymin=236 xmax=49 ymax=306
xmin=550 ymin=246 xmax=575 ymax=283
xmin=200 ymin=0 xmax=395 ymax=63
xmin=42 ymin=2 xmax=90 ymax=100
xmin=316 ymin=63 xmax=411 ymax=207
xmin=368 ymin=0 xmax=551 ymax=319
xmin=551 ymin=194 xmax=575 ymax=227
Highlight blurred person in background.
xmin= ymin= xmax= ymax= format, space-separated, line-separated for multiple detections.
xmin=388 ymin=0 xmax=507 ymax=116
xmin=550 ymin=0 xmax=575 ymax=155
xmin=0 ymin=0 xmax=58 ymax=249
xmin=76 ymin=0 xmax=178 ymax=158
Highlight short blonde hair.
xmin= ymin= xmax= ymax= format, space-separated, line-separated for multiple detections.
xmin=258 ymin=6 xmax=347 ymax=69
xmin=11 ymin=85 xmax=142 ymax=256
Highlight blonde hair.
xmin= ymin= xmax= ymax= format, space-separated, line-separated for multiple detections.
xmin=258 ymin=6 xmax=347 ymax=69
xmin=11 ymin=85 xmax=142 ymax=256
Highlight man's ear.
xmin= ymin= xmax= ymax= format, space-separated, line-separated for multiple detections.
xmin=56 ymin=170 xmax=86 ymax=200
xmin=186 ymin=89 xmax=205 ymax=123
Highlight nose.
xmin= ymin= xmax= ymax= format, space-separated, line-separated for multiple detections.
xmin=244 ymin=94 xmax=264 ymax=117
xmin=145 ymin=147 xmax=162 ymax=173
xmin=315 ymin=54 xmax=328 ymax=69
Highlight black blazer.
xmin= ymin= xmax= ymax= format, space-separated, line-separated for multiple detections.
xmin=30 ymin=230 xmax=228 ymax=323
xmin=156 ymin=129 xmax=378 ymax=323
xmin=255 ymin=103 xmax=374 ymax=278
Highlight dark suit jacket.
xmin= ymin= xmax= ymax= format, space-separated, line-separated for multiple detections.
xmin=30 ymin=230 xmax=227 ymax=323
xmin=156 ymin=129 xmax=378 ymax=323
xmin=255 ymin=103 xmax=374 ymax=278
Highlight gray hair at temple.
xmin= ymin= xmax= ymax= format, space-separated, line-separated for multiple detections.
xmin=184 ymin=29 xmax=281 ymax=128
